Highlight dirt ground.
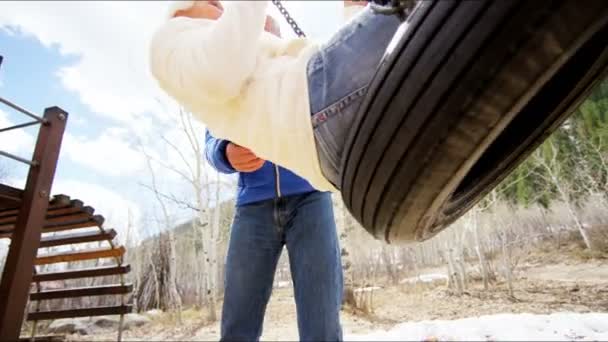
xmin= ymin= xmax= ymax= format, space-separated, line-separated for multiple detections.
xmin=83 ymin=247 xmax=608 ymax=342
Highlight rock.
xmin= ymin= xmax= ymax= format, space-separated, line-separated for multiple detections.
xmin=145 ymin=309 xmax=163 ymax=317
xmin=123 ymin=313 xmax=151 ymax=329
xmin=48 ymin=318 xmax=90 ymax=335
xmin=92 ymin=316 xmax=119 ymax=329
xmin=88 ymin=313 xmax=151 ymax=331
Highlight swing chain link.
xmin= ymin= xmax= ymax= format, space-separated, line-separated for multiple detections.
xmin=272 ymin=0 xmax=306 ymax=38
xmin=272 ymin=0 xmax=418 ymax=38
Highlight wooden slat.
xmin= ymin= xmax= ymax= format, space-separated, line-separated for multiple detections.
xmin=0 ymin=215 xmax=104 ymax=238
xmin=32 ymin=265 xmax=131 ymax=282
xmin=44 ymin=216 xmax=104 ymax=233
xmin=30 ymin=283 xmax=133 ymax=301
xmin=0 ymin=199 xmax=84 ymax=219
xmin=48 ymin=205 xmax=93 ymax=217
xmin=2 ymin=196 xmax=75 ymax=218
xmin=0 ymin=206 xmax=85 ymax=224
xmin=0 ymin=220 xmax=99 ymax=238
xmin=0 ymin=208 xmax=19 ymax=218
xmin=5 ymin=197 xmax=76 ymax=216
xmin=0 ymin=222 xmax=14 ymax=233
xmin=0 ymin=211 xmax=91 ymax=226
xmin=35 ymin=246 xmax=125 ymax=265
xmin=0 ymin=184 xmax=23 ymax=200
xmin=0 ymin=198 xmax=19 ymax=212
xmin=39 ymin=229 xmax=116 ymax=248
xmin=50 ymin=195 xmax=72 ymax=208
xmin=46 ymin=212 xmax=91 ymax=225
xmin=0 ymin=184 xmax=22 ymax=211
xmin=19 ymin=335 xmax=65 ymax=342
xmin=27 ymin=305 xmax=132 ymax=321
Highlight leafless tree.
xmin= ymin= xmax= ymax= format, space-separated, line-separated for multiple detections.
xmin=533 ymin=141 xmax=594 ymax=250
xmin=140 ymin=146 xmax=183 ymax=322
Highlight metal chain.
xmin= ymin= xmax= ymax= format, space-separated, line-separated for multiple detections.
xmin=272 ymin=0 xmax=306 ymax=38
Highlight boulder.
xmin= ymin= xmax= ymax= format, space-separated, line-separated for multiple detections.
xmin=89 ymin=313 xmax=151 ymax=331
xmin=47 ymin=318 xmax=90 ymax=335
xmin=123 ymin=313 xmax=151 ymax=330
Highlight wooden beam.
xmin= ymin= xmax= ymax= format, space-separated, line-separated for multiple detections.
xmin=47 ymin=205 xmax=93 ymax=217
xmin=0 ymin=216 xmax=105 ymax=239
xmin=43 ymin=216 xmax=104 ymax=233
xmin=30 ymin=283 xmax=133 ymax=301
xmin=0 ymin=211 xmax=92 ymax=227
xmin=27 ymin=305 xmax=132 ymax=321
xmin=0 ymin=206 xmax=83 ymax=224
xmin=0 ymin=184 xmax=22 ymax=211
xmin=35 ymin=246 xmax=125 ymax=265
xmin=0 ymin=107 xmax=68 ymax=340
xmin=39 ymin=229 xmax=116 ymax=248
xmin=50 ymin=195 xmax=72 ymax=207
xmin=32 ymin=265 xmax=130 ymax=282
xmin=19 ymin=335 xmax=65 ymax=342
xmin=0 ymin=199 xmax=83 ymax=219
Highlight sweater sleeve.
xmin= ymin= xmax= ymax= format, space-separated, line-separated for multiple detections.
xmin=204 ymin=129 xmax=236 ymax=174
xmin=149 ymin=1 xmax=269 ymax=105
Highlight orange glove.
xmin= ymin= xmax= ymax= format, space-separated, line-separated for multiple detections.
xmin=226 ymin=143 xmax=265 ymax=172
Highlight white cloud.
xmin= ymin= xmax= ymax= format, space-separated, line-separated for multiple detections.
xmin=0 ymin=1 xmax=169 ymax=126
xmin=51 ymin=178 xmax=142 ymax=241
xmin=62 ymin=127 xmax=146 ymax=177
xmin=0 ymin=109 xmax=35 ymax=155
xmin=0 ymin=0 xmax=341 ymax=213
xmin=3 ymin=176 xmax=24 ymax=190
xmin=0 ymin=1 xmax=344 ymax=126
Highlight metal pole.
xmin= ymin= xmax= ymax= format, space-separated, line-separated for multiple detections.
xmin=0 ymin=107 xmax=68 ymax=341
xmin=0 ymin=97 xmax=46 ymax=124
xmin=0 ymin=150 xmax=37 ymax=166
xmin=0 ymin=120 xmax=41 ymax=133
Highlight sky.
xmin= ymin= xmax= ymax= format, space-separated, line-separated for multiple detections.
xmin=0 ymin=1 xmax=344 ymax=240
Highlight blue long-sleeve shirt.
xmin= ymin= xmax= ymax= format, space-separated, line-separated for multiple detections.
xmin=205 ymin=130 xmax=317 ymax=206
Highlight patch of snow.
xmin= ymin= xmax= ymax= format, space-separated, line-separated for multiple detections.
xmin=353 ymin=286 xmax=382 ymax=293
xmin=346 ymin=312 xmax=608 ymax=341
xmin=145 ymin=309 xmax=163 ymax=317
xmin=400 ymin=273 xmax=448 ymax=284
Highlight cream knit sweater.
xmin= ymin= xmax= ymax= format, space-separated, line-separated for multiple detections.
xmin=150 ymin=1 xmax=364 ymax=191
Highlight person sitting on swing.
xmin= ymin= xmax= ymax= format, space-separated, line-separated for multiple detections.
xmin=150 ymin=1 xmax=404 ymax=341
xmin=149 ymin=0 xmax=408 ymax=341
xmin=204 ymin=11 xmax=344 ymax=342
xmin=149 ymin=0 xmax=404 ymax=193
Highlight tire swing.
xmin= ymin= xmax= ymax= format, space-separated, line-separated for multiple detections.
xmin=273 ymin=0 xmax=608 ymax=243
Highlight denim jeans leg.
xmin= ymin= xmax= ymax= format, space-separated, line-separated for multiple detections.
xmin=220 ymin=200 xmax=284 ymax=341
xmin=307 ymin=7 xmax=403 ymax=187
xmin=284 ymin=192 xmax=344 ymax=341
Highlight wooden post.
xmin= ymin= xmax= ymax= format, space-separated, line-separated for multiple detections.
xmin=0 ymin=107 xmax=68 ymax=341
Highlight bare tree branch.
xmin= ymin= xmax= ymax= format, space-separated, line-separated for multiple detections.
xmin=138 ymin=182 xmax=201 ymax=212
xmin=160 ymin=134 xmax=196 ymax=180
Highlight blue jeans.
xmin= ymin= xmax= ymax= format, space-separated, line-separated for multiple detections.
xmin=220 ymin=191 xmax=343 ymax=341
xmin=308 ymin=6 xmax=402 ymax=187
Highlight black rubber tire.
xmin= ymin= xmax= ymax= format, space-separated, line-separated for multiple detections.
xmin=340 ymin=0 xmax=608 ymax=243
